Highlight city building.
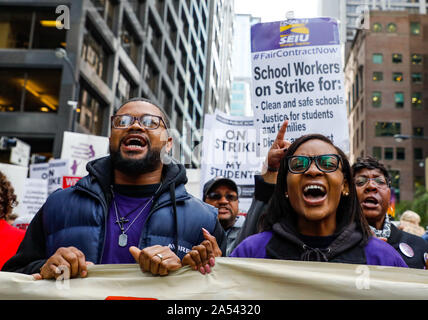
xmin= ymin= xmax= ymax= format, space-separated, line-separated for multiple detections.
xmin=0 ymin=0 xmax=233 ymax=168
xmin=319 ymin=0 xmax=428 ymax=54
xmin=345 ymin=10 xmax=428 ymax=201
xmin=203 ymin=0 xmax=234 ymax=116
xmin=229 ymin=13 xmax=260 ymax=117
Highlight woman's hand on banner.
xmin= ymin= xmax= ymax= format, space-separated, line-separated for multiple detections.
xmin=182 ymin=228 xmax=221 ymax=275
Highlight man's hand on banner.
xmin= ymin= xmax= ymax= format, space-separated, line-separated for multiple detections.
xmin=262 ymin=120 xmax=291 ymax=184
xmin=182 ymin=228 xmax=222 ymax=275
xmin=129 ymin=245 xmax=182 ymax=276
xmin=33 ymin=246 xmax=93 ymax=280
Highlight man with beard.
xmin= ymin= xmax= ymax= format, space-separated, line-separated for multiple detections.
xmin=352 ymin=156 xmax=428 ymax=269
xmin=2 ymin=98 xmax=226 ymax=278
xmin=203 ymin=177 xmax=245 ymax=256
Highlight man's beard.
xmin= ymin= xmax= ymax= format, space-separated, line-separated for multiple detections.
xmin=110 ymin=142 xmax=162 ymax=176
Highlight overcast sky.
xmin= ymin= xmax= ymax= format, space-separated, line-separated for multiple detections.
xmin=234 ymin=0 xmax=321 ymax=22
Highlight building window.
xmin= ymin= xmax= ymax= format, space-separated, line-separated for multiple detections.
xmin=375 ymin=122 xmax=401 ymax=137
xmin=392 ymin=53 xmax=402 ymax=64
xmin=143 ymin=56 xmax=159 ymax=94
xmin=0 ymin=7 xmax=66 ymax=49
xmin=116 ymin=67 xmax=136 ymax=104
xmin=411 ymin=73 xmax=422 ymax=83
xmin=372 ymin=92 xmax=382 ymax=107
xmin=392 ymin=72 xmax=403 ymax=82
xmin=81 ymin=26 xmax=108 ymax=81
xmin=120 ymin=16 xmax=139 ymax=65
xmin=411 ymin=92 xmax=422 ymax=109
xmin=92 ymin=0 xmax=115 ymax=31
xmin=410 ymin=22 xmax=420 ymax=35
xmin=411 ymin=54 xmax=423 ymax=65
xmin=387 ymin=23 xmax=397 ymax=33
xmin=372 ymin=53 xmax=383 ymax=64
xmin=0 ymin=68 xmax=61 ymax=113
xmin=77 ymin=85 xmax=104 ymax=135
xmin=413 ymin=127 xmax=424 ymax=137
xmin=372 ymin=23 xmax=382 ymax=32
xmin=396 ymin=147 xmax=405 ymax=160
xmin=394 ymin=92 xmax=404 ymax=108
xmin=372 ymin=72 xmax=383 ymax=81
xmin=414 ymin=148 xmax=423 ymax=160
xmin=384 ymin=147 xmax=393 ymax=160
xmin=373 ymin=147 xmax=382 ymax=160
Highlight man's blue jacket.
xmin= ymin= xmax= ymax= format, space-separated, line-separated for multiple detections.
xmin=2 ymin=157 xmax=226 ymax=274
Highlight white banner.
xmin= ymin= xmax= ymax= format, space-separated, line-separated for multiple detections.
xmin=200 ymin=110 xmax=263 ymax=212
xmin=251 ymin=18 xmax=349 ymax=156
xmin=0 ymin=258 xmax=426 ymax=300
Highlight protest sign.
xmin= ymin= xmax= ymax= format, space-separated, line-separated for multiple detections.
xmin=60 ymin=131 xmax=109 ymax=177
xmin=200 ymin=110 xmax=263 ymax=212
xmin=251 ymin=18 xmax=349 ymax=156
xmin=29 ymin=162 xmax=49 ymax=180
xmin=30 ymin=159 xmax=70 ymax=195
xmin=62 ymin=176 xmax=82 ymax=189
xmin=9 ymin=138 xmax=31 ymax=167
xmin=13 ymin=178 xmax=47 ymax=230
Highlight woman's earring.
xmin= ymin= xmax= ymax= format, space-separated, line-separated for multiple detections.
xmin=285 ymin=193 xmax=289 ymax=199
xmin=342 ymin=191 xmax=349 ymax=196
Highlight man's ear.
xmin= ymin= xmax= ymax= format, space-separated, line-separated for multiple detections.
xmin=166 ymin=136 xmax=173 ymax=154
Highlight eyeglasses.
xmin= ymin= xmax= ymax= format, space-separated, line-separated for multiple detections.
xmin=206 ymin=192 xmax=238 ymax=202
xmin=111 ymin=114 xmax=167 ymax=130
xmin=287 ymin=154 xmax=341 ymax=174
xmin=355 ymin=176 xmax=389 ymax=189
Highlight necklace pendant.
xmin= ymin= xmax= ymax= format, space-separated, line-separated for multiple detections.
xmin=118 ymin=233 xmax=128 ymax=247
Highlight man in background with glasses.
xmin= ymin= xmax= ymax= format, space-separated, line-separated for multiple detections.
xmin=352 ymin=156 xmax=428 ymax=269
xmin=203 ymin=177 xmax=245 ymax=256
xmin=3 ymin=97 xmax=226 ymax=279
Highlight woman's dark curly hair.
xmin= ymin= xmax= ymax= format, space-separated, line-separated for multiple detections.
xmin=259 ymin=134 xmax=371 ymax=242
xmin=0 ymin=171 xmax=18 ymax=220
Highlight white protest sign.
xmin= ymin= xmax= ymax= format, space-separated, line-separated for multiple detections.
xmin=13 ymin=178 xmax=47 ymax=230
xmin=29 ymin=160 xmax=70 ymax=195
xmin=60 ymin=131 xmax=109 ymax=177
xmin=200 ymin=110 xmax=263 ymax=213
xmin=47 ymin=159 xmax=70 ymax=195
xmin=9 ymin=138 xmax=31 ymax=167
xmin=251 ymin=18 xmax=349 ymax=156
xmin=29 ymin=162 xmax=49 ymax=180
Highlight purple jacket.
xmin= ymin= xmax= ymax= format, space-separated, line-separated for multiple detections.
xmin=230 ymin=231 xmax=408 ymax=268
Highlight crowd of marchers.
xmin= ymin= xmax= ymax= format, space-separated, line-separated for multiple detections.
xmin=0 ymin=97 xmax=427 ymax=280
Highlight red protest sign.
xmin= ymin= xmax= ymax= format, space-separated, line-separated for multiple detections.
xmin=62 ymin=176 xmax=82 ymax=189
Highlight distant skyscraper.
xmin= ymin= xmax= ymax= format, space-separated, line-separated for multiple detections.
xmin=230 ymin=14 xmax=260 ymax=117
xmin=203 ymin=0 xmax=234 ymax=116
